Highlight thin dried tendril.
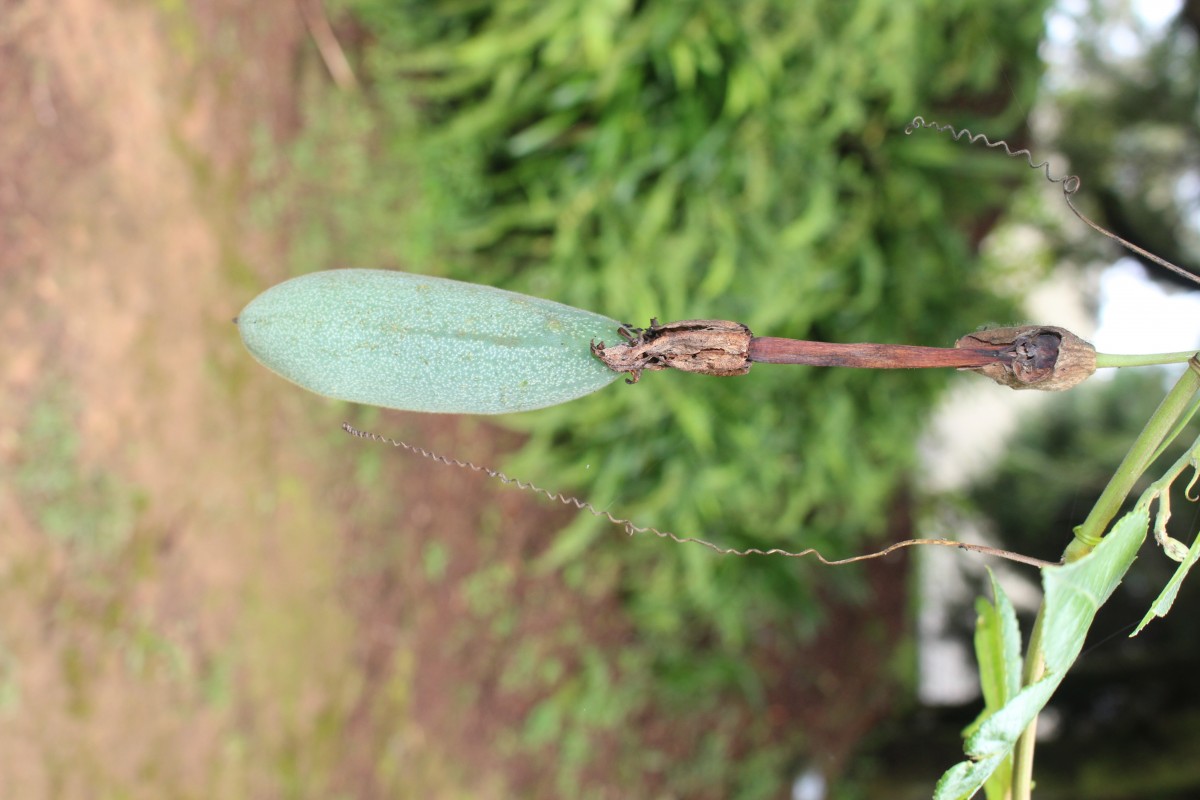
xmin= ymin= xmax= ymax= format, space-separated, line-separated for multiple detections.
xmin=906 ymin=116 xmax=1200 ymax=288
xmin=343 ymin=423 xmax=1057 ymax=569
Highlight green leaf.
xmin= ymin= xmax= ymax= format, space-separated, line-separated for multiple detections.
xmin=1134 ymin=526 xmax=1200 ymax=636
xmin=964 ymin=674 xmax=1060 ymax=762
xmin=935 ymin=510 xmax=1147 ymax=800
xmin=238 ymin=269 xmax=622 ymax=414
xmin=935 ymin=754 xmax=1008 ymax=800
xmin=975 ymin=570 xmax=1022 ymax=714
xmin=1042 ymin=508 xmax=1147 ymax=672
xmin=967 ymin=571 xmax=1022 ymax=800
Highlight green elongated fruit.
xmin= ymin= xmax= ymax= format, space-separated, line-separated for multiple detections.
xmin=237 ymin=269 xmax=623 ymax=414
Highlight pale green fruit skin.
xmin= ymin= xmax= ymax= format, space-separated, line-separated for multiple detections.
xmin=237 ymin=269 xmax=622 ymax=414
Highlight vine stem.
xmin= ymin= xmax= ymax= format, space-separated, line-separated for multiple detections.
xmin=1012 ymin=607 xmax=1047 ymax=800
xmin=1067 ymin=356 xmax=1200 ymax=561
xmin=1095 ymin=350 xmax=1200 ymax=368
xmin=747 ymin=337 xmax=1009 ymax=368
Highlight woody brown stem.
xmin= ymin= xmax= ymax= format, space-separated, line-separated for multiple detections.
xmin=748 ymin=337 xmax=1009 ymax=369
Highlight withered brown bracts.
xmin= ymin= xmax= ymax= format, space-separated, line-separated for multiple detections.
xmin=590 ymin=320 xmax=752 ymax=383
xmin=954 ymin=325 xmax=1096 ymax=391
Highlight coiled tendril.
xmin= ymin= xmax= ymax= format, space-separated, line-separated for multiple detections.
xmin=906 ymin=116 xmax=1200 ymax=288
xmin=343 ymin=423 xmax=1056 ymax=569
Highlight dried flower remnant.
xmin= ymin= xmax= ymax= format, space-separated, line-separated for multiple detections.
xmin=592 ymin=318 xmax=1035 ymax=379
xmin=591 ymin=319 xmax=753 ymax=383
xmin=594 ymin=319 xmax=1099 ymax=393
xmin=955 ymin=326 xmax=1097 ymax=391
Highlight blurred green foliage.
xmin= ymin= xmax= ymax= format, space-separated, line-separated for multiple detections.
xmin=263 ymin=1 xmax=1051 ymax=793
xmin=11 ymin=385 xmax=140 ymax=556
xmin=338 ymin=0 xmax=1048 ymax=633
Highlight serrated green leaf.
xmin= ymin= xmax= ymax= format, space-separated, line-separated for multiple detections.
xmin=968 ymin=571 xmax=1021 ymax=800
xmin=975 ymin=569 xmax=1022 ymax=713
xmin=1134 ymin=526 xmax=1200 ymax=636
xmin=238 ymin=269 xmax=622 ymax=414
xmin=936 ymin=512 xmax=1146 ymax=799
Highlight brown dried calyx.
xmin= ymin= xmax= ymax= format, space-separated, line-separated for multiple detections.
xmin=954 ymin=325 xmax=1096 ymax=391
xmin=591 ymin=319 xmax=752 ymax=383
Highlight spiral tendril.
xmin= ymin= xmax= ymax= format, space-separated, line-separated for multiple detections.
xmin=906 ymin=116 xmax=1200 ymax=287
xmin=343 ymin=423 xmax=1055 ymax=569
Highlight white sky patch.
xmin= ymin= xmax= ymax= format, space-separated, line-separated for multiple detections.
xmin=1137 ymin=0 xmax=1183 ymax=28
xmin=1043 ymin=0 xmax=1182 ymax=84
xmin=1092 ymin=259 xmax=1200 ymax=356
